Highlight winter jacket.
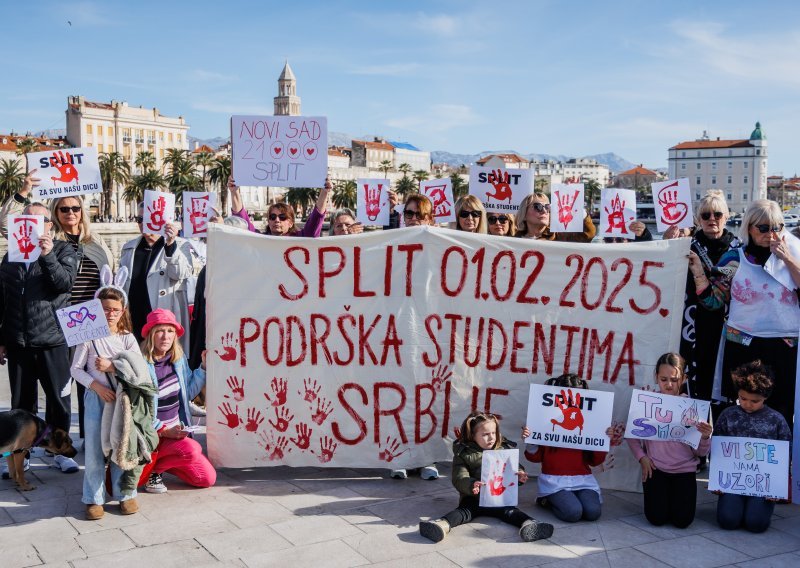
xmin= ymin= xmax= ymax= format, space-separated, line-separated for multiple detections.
xmin=451 ymin=437 xmax=523 ymax=497
xmin=538 ymin=214 xmax=597 ymax=243
xmin=147 ymin=354 xmax=206 ymax=433
xmin=0 ymin=240 xmax=77 ymax=347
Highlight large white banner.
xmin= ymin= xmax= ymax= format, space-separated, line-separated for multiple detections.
xmin=206 ymin=226 xmax=688 ymax=491
xmin=27 ymin=147 xmax=102 ymax=200
xmin=708 ymin=436 xmax=790 ymax=500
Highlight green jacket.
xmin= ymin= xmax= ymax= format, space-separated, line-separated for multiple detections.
xmin=451 ymin=437 xmax=523 ymax=497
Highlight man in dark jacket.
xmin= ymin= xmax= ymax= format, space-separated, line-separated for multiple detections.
xmin=0 ymin=202 xmax=77 ymax=454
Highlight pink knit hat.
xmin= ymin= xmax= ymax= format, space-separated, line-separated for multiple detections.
xmin=141 ymin=308 xmax=185 ymax=338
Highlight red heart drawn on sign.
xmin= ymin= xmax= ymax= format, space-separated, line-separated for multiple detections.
xmin=659 ymin=308 xmax=669 ymax=317
xmin=306 ymin=148 xmax=315 ymax=156
xmin=274 ymin=147 xmax=282 ymax=155
xmin=289 ymin=148 xmax=298 ymax=155
xmin=540 ymin=296 xmax=550 ymax=305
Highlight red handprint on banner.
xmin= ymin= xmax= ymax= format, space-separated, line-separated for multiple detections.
xmin=363 ymin=183 xmax=384 ymax=221
xmin=225 ymin=376 xmax=245 ymax=401
xmin=657 ymin=181 xmax=688 ymax=225
xmin=377 ymin=436 xmax=409 ymax=462
xmin=264 ymin=377 xmax=288 ymax=406
xmin=430 ymin=365 xmax=453 ymax=392
xmin=269 ymin=406 xmax=294 ymax=432
xmin=217 ymin=402 xmax=241 ymax=429
xmin=290 ymin=423 xmax=312 ymax=450
xmin=12 ymin=217 xmax=39 ymax=260
xmin=146 ymin=195 xmax=167 ymax=233
xmin=550 ymin=389 xmax=584 ymax=434
xmin=555 ymin=189 xmax=580 ymax=230
xmin=604 ymin=194 xmax=629 ymax=234
xmin=215 ymin=333 xmax=238 ymax=361
xmin=188 ymin=195 xmax=210 ymax=234
xmin=245 ymin=408 xmax=264 ymax=432
xmin=487 ymin=460 xmax=516 ymax=496
xmin=425 ymin=185 xmax=452 ymax=218
xmin=312 ymin=435 xmax=338 ymax=463
xmin=298 ymin=377 xmax=320 ymax=403
xmin=258 ymin=432 xmax=291 ymax=461
xmin=49 ymin=151 xmax=79 ymax=184
xmin=486 ymin=169 xmax=513 ymax=202
xmin=311 ymin=397 xmax=333 ymax=425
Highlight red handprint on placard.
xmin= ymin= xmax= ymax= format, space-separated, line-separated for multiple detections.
xmin=12 ymin=217 xmax=39 ymax=260
xmin=426 ymin=185 xmax=452 ymax=218
xmin=290 ymin=423 xmax=312 ymax=450
xmin=188 ymin=195 xmax=210 ymax=234
xmin=245 ymin=408 xmax=264 ymax=432
xmin=485 ymin=169 xmax=513 ymax=202
xmin=364 ymin=183 xmax=383 ymax=221
xmin=657 ymin=181 xmax=688 ymax=225
xmin=487 ymin=460 xmax=516 ymax=496
xmin=225 ymin=376 xmax=245 ymax=401
xmin=604 ymin=194 xmax=629 ymax=234
xmin=264 ymin=377 xmax=288 ymax=406
xmin=49 ymin=151 xmax=79 ymax=184
xmin=269 ymin=406 xmax=294 ymax=432
xmin=312 ymin=435 xmax=338 ymax=463
xmin=310 ymin=397 xmax=333 ymax=425
xmin=550 ymin=389 xmax=584 ymax=434
xmin=215 ymin=333 xmax=238 ymax=361
xmin=555 ymin=189 xmax=580 ymax=230
xmin=146 ymin=195 xmax=167 ymax=233
xmin=377 ymin=436 xmax=409 ymax=462
xmin=217 ymin=402 xmax=241 ymax=429
xmin=298 ymin=377 xmax=320 ymax=403
xmin=258 ymin=432 xmax=290 ymax=461
xmin=430 ymin=365 xmax=453 ymax=392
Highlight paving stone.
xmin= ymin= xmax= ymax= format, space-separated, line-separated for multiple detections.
xmin=604 ymin=548 xmax=672 ymax=568
xmin=438 ymin=536 xmax=578 ymax=568
xmin=0 ymin=517 xmax=78 ymax=547
xmin=734 ymin=552 xmax=800 ymax=568
xmin=75 ymin=528 xmax=136 ymax=557
xmin=368 ymin=552 xmax=459 ymax=568
xmin=70 ymin=539 xmax=217 ymax=568
xmin=269 ymin=513 xmax=364 ymax=545
xmin=4 ymin=543 xmax=42 ymax=568
xmin=213 ymin=500 xmax=296 ymax=529
xmin=772 ymin=516 xmax=800 ymax=538
xmin=122 ymin=510 xmax=237 ymax=546
xmin=366 ymin=493 xmax=454 ymax=529
xmin=336 ymin=508 xmax=396 ymax=533
xmin=702 ymin=526 xmax=800 ymax=558
xmin=343 ymin=524 xmax=494 ymax=563
xmin=241 ymin=539 xmax=369 ymax=567
xmin=538 ymin=553 xmax=612 ymax=568
xmin=634 ymin=535 xmax=751 ymax=568
xmin=619 ymin=512 xmax=717 ymax=539
xmin=549 ymin=519 xmax=660 ymax=555
xmin=196 ymin=525 xmax=293 ymax=561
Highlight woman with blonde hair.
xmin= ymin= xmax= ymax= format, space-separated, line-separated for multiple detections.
xmin=487 ymin=212 xmax=516 ymax=237
xmin=452 ymin=195 xmax=487 ymax=234
xmin=515 ymin=192 xmax=595 ymax=242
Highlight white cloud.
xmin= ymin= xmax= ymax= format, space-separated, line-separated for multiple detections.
xmin=385 ymin=104 xmax=482 ymax=133
xmin=348 ymin=63 xmax=421 ymax=76
xmin=186 ymin=69 xmax=238 ymax=82
xmin=411 ymin=13 xmax=459 ymax=37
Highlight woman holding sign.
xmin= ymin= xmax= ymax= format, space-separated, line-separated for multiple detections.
xmin=514 ymin=193 xmax=596 ymax=242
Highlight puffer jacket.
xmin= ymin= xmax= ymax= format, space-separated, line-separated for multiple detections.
xmin=451 ymin=437 xmax=523 ymax=497
xmin=0 ymin=240 xmax=77 ymax=347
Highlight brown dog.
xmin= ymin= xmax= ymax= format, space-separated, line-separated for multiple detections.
xmin=1 ymin=409 xmax=77 ymax=491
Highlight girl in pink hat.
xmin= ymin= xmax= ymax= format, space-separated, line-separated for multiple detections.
xmin=138 ymin=308 xmax=216 ymax=493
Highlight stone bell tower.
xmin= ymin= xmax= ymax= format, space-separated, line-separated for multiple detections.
xmin=274 ymin=60 xmax=301 ymax=116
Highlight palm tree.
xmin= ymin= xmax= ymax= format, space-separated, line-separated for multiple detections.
xmin=163 ymin=148 xmax=189 ymax=176
xmin=332 ymin=180 xmax=357 ymax=210
xmin=99 ymin=152 xmax=130 ymax=218
xmin=285 ymin=187 xmax=318 ymax=218
xmin=15 ymin=137 xmax=40 ymax=156
xmin=134 ymin=151 xmax=157 ymax=174
xmin=166 ymin=158 xmax=201 ymax=204
xmin=194 ymin=151 xmax=215 ymax=190
xmin=398 ymin=163 xmax=412 ymax=178
xmin=0 ymin=158 xmax=25 ymax=201
xmin=584 ymin=178 xmax=601 ymax=215
xmin=124 ymin=169 xmax=166 ymax=205
xmin=395 ymin=176 xmax=416 ymax=197
xmin=450 ymin=172 xmax=468 ymax=198
xmin=379 ymin=159 xmax=393 ymax=177
xmin=413 ymin=170 xmax=429 ymax=183
xmin=208 ymin=155 xmax=232 ymax=214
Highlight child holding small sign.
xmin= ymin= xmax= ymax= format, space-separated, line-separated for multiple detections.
xmin=627 ymin=353 xmax=713 ymax=528
xmin=419 ymin=412 xmax=554 ymax=543
xmin=714 ymin=361 xmax=791 ymax=533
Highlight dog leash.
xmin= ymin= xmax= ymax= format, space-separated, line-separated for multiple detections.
xmin=1 ymin=424 xmax=51 ymax=458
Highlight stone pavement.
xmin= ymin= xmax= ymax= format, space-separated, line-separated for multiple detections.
xmin=2 ymin=372 xmax=799 ymax=568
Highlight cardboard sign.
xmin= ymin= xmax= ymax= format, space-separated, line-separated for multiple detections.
xmin=420 ymin=178 xmax=455 ymax=224
xmin=143 ymin=190 xmax=176 ymax=236
xmin=183 ymin=191 xmax=217 ymax=238
xmin=356 ymin=178 xmax=391 ymax=225
xmin=469 ymin=166 xmax=533 ymax=214
xmin=551 ymin=183 xmax=585 ymax=233
xmin=624 ymin=390 xmax=710 ymax=449
xmin=56 ymin=299 xmax=111 ymax=347
xmin=27 ymin=147 xmax=102 ymax=200
xmin=708 ymin=436 xmax=790 ymax=500
xmin=7 ymin=214 xmax=43 ymax=262
xmin=600 ymin=188 xmax=637 ymax=238
xmin=525 ymin=384 xmax=614 ymax=451
xmin=764 ymin=231 xmax=800 ymax=291
xmin=231 ymin=116 xmax=328 ymax=188
xmin=653 ymin=178 xmax=693 ymax=232
xmin=479 ymin=449 xmax=519 ymax=507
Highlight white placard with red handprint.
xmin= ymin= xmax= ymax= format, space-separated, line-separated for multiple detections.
xmin=550 ymin=183 xmax=586 ymax=233
xmin=624 ymin=389 xmax=710 ymax=449
xmin=182 ymin=191 xmax=217 ymax=238
xmin=479 ymin=449 xmax=519 ymax=507
xmin=652 ymin=178 xmax=693 ymax=233
xmin=469 ymin=166 xmax=533 ymax=214
xmin=231 ymin=116 xmax=328 ymax=188
xmin=27 ymin=147 xmax=102 ymax=200
xmin=356 ymin=178 xmax=391 ymax=225
xmin=8 ymin=214 xmax=43 ymax=263
xmin=600 ymin=188 xmax=637 ymax=239
xmin=525 ymin=384 xmax=614 ymax=451
xmin=420 ymin=178 xmax=455 ymax=223
xmin=143 ymin=190 xmax=176 ymax=237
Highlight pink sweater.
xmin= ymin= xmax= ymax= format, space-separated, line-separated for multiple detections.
xmin=627 ymin=435 xmax=710 ymax=474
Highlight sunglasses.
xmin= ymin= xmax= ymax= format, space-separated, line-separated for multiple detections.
xmin=268 ymin=213 xmax=289 ymax=221
xmin=532 ymin=202 xmax=550 ymax=213
xmin=58 ymin=206 xmax=82 ymax=214
xmin=459 ymin=210 xmax=481 ymax=219
xmin=403 ymin=209 xmax=423 ymax=220
xmin=700 ymin=211 xmax=724 ymax=221
xmin=487 ymin=215 xmax=509 ymax=224
xmin=753 ymin=223 xmax=784 ymax=234
xmin=135 ymin=216 xmax=144 ymax=223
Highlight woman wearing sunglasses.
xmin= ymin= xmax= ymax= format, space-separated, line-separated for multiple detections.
xmin=452 ymin=195 xmax=487 ymax=234
xmin=486 ymin=213 xmax=516 ymax=237
xmin=690 ymin=199 xmax=799 ymax=431
xmin=514 ymin=192 xmax=596 ymax=242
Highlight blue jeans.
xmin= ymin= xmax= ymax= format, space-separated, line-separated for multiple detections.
xmin=717 ymin=493 xmax=774 ymax=533
xmin=547 ymin=489 xmax=602 ymax=522
xmin=82 ymin=389 xmax=136 ymax=505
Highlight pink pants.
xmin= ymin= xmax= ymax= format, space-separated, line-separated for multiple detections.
xmin=139 ymin=437 xmax=216 ymax=488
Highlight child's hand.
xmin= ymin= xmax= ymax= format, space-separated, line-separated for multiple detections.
xmin=697 ymin=422 xmax=713 ymax=439
xmin=517 ymin=470 xmax=528 ymax=484
xmin=605 ymin=426 xmax=614 ymax=437
xmin=639 ymin=456 xmax=656 ymax=482
xmin=521 ymin=426 xmax=531 ymax=440
xmin=95 ymin=357 xmax=115 ymax=373
xmin=472 ymin=480 xmax=484 ymax=495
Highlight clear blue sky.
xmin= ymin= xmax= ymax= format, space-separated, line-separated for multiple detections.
xmin=3 ymin=0 xmax=799 ymax=173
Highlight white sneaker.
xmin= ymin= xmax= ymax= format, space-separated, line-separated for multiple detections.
xmin=1 ymin=458 xmax=30 ymax=479
xmin=53 ymin=454 xmax=79 ymax=473
xmin=189 ymin=402 xmax=207 ymax=417
xmin=420 ymin=464 xmax=439 ymax=480
xmin=145 ymin=472 xmax=168 ymax=494
xmin=390 ymin=468 xmax=408 ymax=479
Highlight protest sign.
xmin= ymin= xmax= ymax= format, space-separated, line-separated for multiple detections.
xmin=653 ymin=179 xmax=693 ymax=233
xmin=356 ymin=178 xmax=391 ymax=225
xmin=479 ymin=449 xmax=519 ymax=507
xmin=794 ymin=346 xmax=800 ymax=504
xmin=420 ymin=178 xmax=455 ymax=224
xmin=600 ymin=188 xmax=637 ymax=239
xmin=468 ymin=166 xmax=533 ymax=214
xmin=231 ymin=116 xmax=327 ymax=188
xmin=765 ymin=231 xmax=800 ymax=292
xmin=525 ymin=384 xmax=614 ymax=451
xmin=56 ymin=299 xmax=111 ymax=347
xmin=143 ymin=190 xmax=176 ymax=237
xmin=27 ymin=147 xmax=102 ymax=200
xmin=183 ymin=191 xmax=217 ymax=238
xmin=551 ymin=183 xmax=585 ymax=233
xmin=7 ymin=214 xmax=43 ymax=262
xmin=708 ymin=436 xmax=790 ymax=500
xmin=624 ymin=389 xmax=710 ymax=449
xmin=205 ymin=225 xmax=689 ymax=492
